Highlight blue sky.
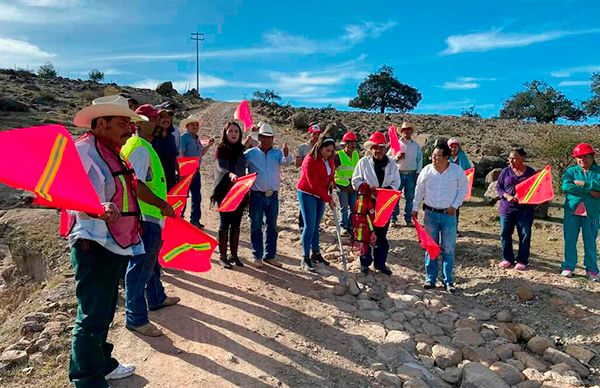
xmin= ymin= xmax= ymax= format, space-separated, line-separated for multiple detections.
xmin=1 ymin=0 xmax=599 ymax=120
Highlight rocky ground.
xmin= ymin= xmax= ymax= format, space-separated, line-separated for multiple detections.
xmin=1 ymin=72 xmax=599 ymax=387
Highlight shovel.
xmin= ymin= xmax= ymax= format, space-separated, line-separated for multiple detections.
xmin=331 ymin=206 xmax=350 ymax=287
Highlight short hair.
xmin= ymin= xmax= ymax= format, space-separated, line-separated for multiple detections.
xmin=510 ymin=148 xmax=527 ymax=158
xmin=90 ymin=116 xmax=115 ymax=130
xmin=434 ymin=144 xmax=451 ymax=157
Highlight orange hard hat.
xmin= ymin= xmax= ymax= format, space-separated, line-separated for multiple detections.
xmin=573 ymin=143 xmax=596 ymax=158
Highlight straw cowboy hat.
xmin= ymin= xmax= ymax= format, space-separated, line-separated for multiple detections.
xmin=179 ymin=114 xmax=202 ymax=130
xmin=363 ymin=131 xmax=388 ymax=150
xmin=74 ymin=95 xmax=147 ymax=128
xmin=257 ymin=121 xmax=275 ymax=136
xmin=400 ymin=121 xmax=414 ymax=132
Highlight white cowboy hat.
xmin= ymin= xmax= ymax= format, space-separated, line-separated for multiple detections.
xmin=257 ymin=121 xmax=275 ymax=136
xmin=400 ymin=121 xmax=415 ymax=132
xmin=179 ymin=114 xmax=202 ymax=131
xmin=74 ymin=95 xmax=147 ymax=128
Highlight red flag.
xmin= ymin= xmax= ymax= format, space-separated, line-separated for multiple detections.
xmin=464 ymin=167 xmax=475 ymax=201
xmin=388 ymin=125 xmax=401 ymax=155
xmin=413 ymin=216 xmax=441 ymax=260
xmin=169 ymin=173 xmax=195 ymax=196
xmin=177 ymin=157 xmax=200 ymax=177
xmin=0 ymin=125 xmax=103 ymax=214
xmin=166 ymin=195 xmax=188 ymax=217
xmin=218 ymin=173 xmax=257 ymax=212
xmin=159 ymin=217 xmax=217 ymax=272
xmin=373 ymin=188 xmax=402 ymax=227
xmin=515 ymin=165 xmax=554 ymax=205
xmin=234 ymin=100 xmax=254 ymax=131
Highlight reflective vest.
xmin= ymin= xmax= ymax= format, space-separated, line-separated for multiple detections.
xmin=121 ymin=135 xmax=167 ymax=221
xmin=334 ymin=150 xmax=359 ymax=186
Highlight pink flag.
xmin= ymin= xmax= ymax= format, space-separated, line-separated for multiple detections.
xmin=388 ymin=125 xmax=401 ymax=155
xmin=177 ymin=157 xmax=200 ymax=177
xmin=218 ymin=173 xmax=257 ymax=212
xmin=413 ymin=216 xmax=441 ymax=260
xmin=159 ymin=217 xmax=217 ymax=272
xmin=234 ymin=100 xmax=254 ymax=131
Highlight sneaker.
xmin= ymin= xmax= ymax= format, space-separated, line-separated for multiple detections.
xmin=126 ymin=322 xmax=163 ymax=337
xmin=230 ymin=256 xmax=244 ymax=267
xmin=311 ymin=252 xmax=330 ymax=266
xmin=423 ymin=281 xmax=435 ymax=289
xmin=301 ymin=257 xmax=316 ymax=272
xmin=444 ymin=283 xmax=457 ymax=293
xmin=515 ymin=263 xmax=528 ymax=271
xmin=264 ymin=258 xmax=282 ymax=267
xmin=499 ymin=260 xmax=513 ymax=268
xmin=250 ymin=259 xmax=264 ymax=268
xmin=560 ymin=269 xmax=573 ymax=277
xmin=586 ymin=271 xmax=600 ymax=282
xmin=105 ymin=363 xmax=135 ymax=380
xmin=375 ymin=266 xmax=393 ymax=276
xmin=360 ymin=266 xmax=370 ymax=275
xmin=220 ymin=257 xmax=233 ymax=269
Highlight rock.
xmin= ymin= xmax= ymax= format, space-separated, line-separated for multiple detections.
xmin=480 ymin=329 xmax=496 ymax=341
xmin=516 ymin=286 xmax=535 ymax=301
xmin=439 ymin=366 xmax=462 ymax=384
xmin=462 ymin=346 xmax=499 ymax=366
xmin=0 ymin=97 xmax=29 ymax=112
xmin=290 ymin=112 xmax=310 ymax=130
xmin=565 ymin=345 xmax=595 ymax=364
xmin=494 ymin=343 xmax=519 ymax=361
xmin=323 ymin=121 xmax=346 ymax=141
xmin=506 ymin=359 xmax=525 ymax=371
xmin=350 ymin=339 xmax=367 ymax=355
xmin=358 ymin=299 xmax=380 ymax=310
xmin=376 ymin=343 xmax=414 ymax=364
xmin=515 ymin=381 xmax=542 ymax=388
xmin=419 ymin=355 xmax=435 ymax=369
xmin=455 ymin=318 xmax=481 ymax=331
xmin=527 ymin=336 xmax=555 ymax=355
xmin=522 ymin=367 xmax=546 ymax=382
xmin=432 ymin=344 xmax=462 ymax=369
xmin=416 ymin=342 xmax=432 ymax=356
xmin=543 ymin=370 xmax=583 ymax=386
xmin=396 ymin=364 xmax=426 ymax=381
xmin=370 ymin=362 xmax=386 ymax=371
xmin=0 ymin=350 xmax=28 ymax=366
xmin=422 ymin=322 xmax=444 ymax=337
xmin=332 ymin=284 xmax=347 ymax=296
xmin=485 ymin=168 xmax=503 ymax=186
xmin=385 ymin=330 xmax=417 ymax=352
xmin=374 ymin=371 xmax=402 ymax=387
xmin=484 ymin=181 xmax=500 ymax=205
xmin=476 ymin=156 xmax=506 ymax=180
xmin=452 ymin=328 xmax=485 ymax=348
xmin=542 ymin=348 xmax=589 ymax=377
xmin=495 ymin=309 xmax=513 ymax=323
xmin=357 ymin=310 xmax=388 ymax=322
xmin=21 ymin=321 xmax=44 ymax=336
xmin=383 ymin=319 xmax=404 ymax=331
xmin=155 ymin=81 xmax=176 ymax=96
xmin=348 ymin=279 xmax=361 ymax=296
xmin=391 ymin=312 xmax=407 ymax=323
xmin=404 ymin=377 xmax=429 ymax=388
xmin=490 ymin=361 xmax=525 ymax=385
xmin=24 ymin=312 xmax=51 ymax=323
xmin=494 ymin=325 xmax=518 ymax=343
xmin=468 ymin=309 xmax=491 ymax=321
xmin=460 ymin=362 xmax=510 ymax=388
xmin=513 ymin=323 xmax=536 ymax=341
xmin=40 ymin=321 xmax=67 ymax=338
xmin=514 ymin=351 xmax=548 ymax=372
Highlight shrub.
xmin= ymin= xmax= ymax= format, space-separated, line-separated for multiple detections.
xmin=38 ymin=62 xmax=57 ymax=79
xmin=88 ymin=69 xmax=104 ymax=83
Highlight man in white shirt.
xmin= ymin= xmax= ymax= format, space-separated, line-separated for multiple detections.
xmin=412 ymin=143 xmax=468 ymax=293
xmin=389 ymin=122 xmax=423 ymax=227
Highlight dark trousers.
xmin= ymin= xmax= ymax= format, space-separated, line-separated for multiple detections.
xmin=218 ymin=206 xmax=244 ymax=259
xmin=69 ymin=240 xmax=127 ymax=388
xmin=360 ymin=223 xmax=390 ymax=269
xmin=190 ymin=171 xmax=202 ymax=224
xmin=500 ymin=211 xmax=534 ymax=265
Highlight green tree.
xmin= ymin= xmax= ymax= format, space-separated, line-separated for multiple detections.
xmin=583 ymin=72 xmax=600 ymax=117
xmin=252 ymin=89 xmax=281 ymax=104
xmin=499 ymin=80 xmax=586 ymax=123
xmin=349 ymin=65 xmax=421 ymax=113
xmin=88 ymin=69 xmax=104 ymax=83
xmin=461 ymin=106 xmax=481 ymax=118
xmin=38 ymin=62 xmax=57 ymax=78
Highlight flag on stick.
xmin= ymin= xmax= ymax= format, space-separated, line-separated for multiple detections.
xmin=515 ymin=165 xmax=554 ymax=205
xmin=234 ymin=100 xmax=254 ymax=131
xmin=464 ymin=167 xmax=475 ymax=201
xmin=168 ymin=173 xmax=195 ymax=196
xmin=413 ymin=216 xmax=441 ymax=260
xmin=388 ymin=125 xmax=401 ymax=155
xmin=166 ymin=195 xmax=188 ymax=218
xmin=373 ymin=188 xmax=402 ymax=227
xmin=0 ymin=125 xmax=103 ymax=214
xmin=218 ymin=173 xmax=257 ymax=212
xmin=177 ymin=157 xmax=200 ymax=177
xmin=159 ymin=217 xmax=216 ymax=272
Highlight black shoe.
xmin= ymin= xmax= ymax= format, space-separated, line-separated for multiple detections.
xmin=424 ymin=281 xmax=435 ymax=289
xmin=301 ymin=257 xmax=315 ymax=272
xmin=311 ymin=252 xmax=330 ymax=266
xmin=191 ymin=221 xmax=205 ymax=229
xmin=360 ymin=266 xmax=370 ymax=275
xmin=444 ymin=283 xmax=456 ymax=293
xmin=375 ymin=266 xmax=393 ymax=276
xmin=230 ymin=256 xmax=244 ymax=267
xmin=220 ymin=257 xmax=233 ymax=269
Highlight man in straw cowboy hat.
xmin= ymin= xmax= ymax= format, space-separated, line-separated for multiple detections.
xmin=120 ymin=104 xmax=180 ymax=338
xmin=244 ymin=121 xmax=292 ymax=268
xmin=388 ymin=121 xmax=423 ymax=227
xmin=351 ymin=131 xmax=400 ymax=276
xmin=179 ymin=114 xmax=215 ymax=228
xmin=68 ymin=95 xmax=147 ymax=386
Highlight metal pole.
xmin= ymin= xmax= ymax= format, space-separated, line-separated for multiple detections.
xmin=190 ymin=32 xmax=205 ymax=96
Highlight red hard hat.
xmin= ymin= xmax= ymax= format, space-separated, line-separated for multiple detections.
xmin=573 ymin=143 xmax=596 ymax=157
xmin=367 ymin=131 xmax=387 ymax=146
xmin=341 ymin=132 xmax=357 ymax=143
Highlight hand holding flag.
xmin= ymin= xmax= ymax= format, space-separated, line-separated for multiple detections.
xmin=234 ymin=100 xmax=254 ymax=131
xmin=218 ymin=173 xmax=257 ymax=212
xmin=464 ymin=168 xmax=475 ymax=201
xmin=515 ymin=165 xmax=554 ymax=205
xmin=373 ymin=188 xmax=402 ymax=227
xmin=413 ymin=215 xmax=441 ymax=260
xmin=388 ymin=125 xmax=402 ymax=155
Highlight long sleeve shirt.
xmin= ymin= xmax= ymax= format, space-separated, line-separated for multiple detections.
xmin=351 ymin=156 xmax=400 ymax=191
xmin=413 ymin=163 xmax=469 ymax=210
xmin=244 ymin=146 xmax=293 ymax=192
xmin=387 ymin=139 xmax=423 ymax=173
xmin=450 ymin=150 xmax=473 ymax=171
xmin=496 ymin=166 xmax=537 ymax=215
xmin=562 ymin=164 xmax=600 ymax=219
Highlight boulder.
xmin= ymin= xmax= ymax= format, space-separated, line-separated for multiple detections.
xmin=462 ymin=346 xmax=500 ymax=366
xmin=483 ymin=181 xmax=500 ymax=205
xmin=542 ymin=348 xmax=589 ymax=377
xmin=385 ymin=330 xmax=417 ymax=353
xmin=0 ymin=349 xmax=28 ymax=366
xmin=485 ymin=168 xmax=503 ymax=186
xmin=404 ymin=377 xmax=429 ymax=388
xmin=490 ymin=361 xmax=526 ymax=385
xmin=565 ymin=345 xmax=595 ymax=364
xmin=468 ymin=309 xmax=492 ymax=321
xmin=376 ymin=343 xmax=415 ymax=364
xmin=460 ymin=362 xmax=510 ymax=388
xmin=527 ymin=336 xmax=555 ymax=355
xmin=0 ymin=97 xmax=29 ymax=112
xmin=452 ymin=328 xmax=485 ymax=348
xmin=439 ymin=366 xmax=462 ymax=384
xmin=476 ymin=156 xmax=506 ymax=181
xmin=495 ymin=309 xmax=513 ymax=323
xmin=514 ymin=351 xmax=548 ymax=372
xmin=432 ymin=344 xmax=462 ymax=369
xmin=155 ymin=81 xmax=177 ymax=96
xmin=374 ymin=371 xmax=402 ymax=387
xmin=323 ymin=121 xmax=347 ymax=141
xmin=290 ymin=112 xmax=310 ymax=131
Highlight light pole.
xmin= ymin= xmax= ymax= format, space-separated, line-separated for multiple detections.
xmin=190 ymin=32 xmax=205 ymax=96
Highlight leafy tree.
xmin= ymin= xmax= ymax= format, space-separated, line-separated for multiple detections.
xmin=88 ymin=69 xmax=104 ymax=83
xmin=499 ymin=80 xmax=586 ymax=123
xmin=252 ymin=89 xmax=281 ymax=104
xmin=349 ymin=65 xmax=422 ymax=113
xmin=583 ymin=72 xmax=600 ymax=117
xmin=461 ymin=106 xmax=481 ymax=118
xmin=38 ymin=62 xmax=57 ymax=78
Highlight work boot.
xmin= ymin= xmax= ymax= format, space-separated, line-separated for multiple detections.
xmin=301 ymin=256 xmax=316 ymax=272
xmin=218 ymin=230 xmax=232 ymax=269
xmin=311 ymin=252 xmax=330 ymax=266
xmin=127 ymin=322 xmax=163 ymax=337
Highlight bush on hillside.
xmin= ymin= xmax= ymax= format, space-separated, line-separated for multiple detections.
xmin=88 ymin=69 xmax=104 ymax=83
xmin=38 ymin=62 xmax=57 ymax=79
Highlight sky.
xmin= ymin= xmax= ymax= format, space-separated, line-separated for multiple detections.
xmin=1 ymin=0 xmax=599 ymax=121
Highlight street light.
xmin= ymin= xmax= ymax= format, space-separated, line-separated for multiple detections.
xmin=190 ymin=32 xmax=205 ymax=96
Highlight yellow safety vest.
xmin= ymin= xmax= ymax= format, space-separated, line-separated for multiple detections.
xmin=335 ymin=150 xmax=359 ymax=186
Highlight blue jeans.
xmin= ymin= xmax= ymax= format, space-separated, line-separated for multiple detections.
xmin=249 ymin=191 xmax=279 ymax=260
xmin=392 ymin=172 xmax=417 ymax=223
xmin=125 ymin=221 xmax=166 ymax=327
xmin=424 ymin=210 xmax=457 ymax=285
xmin=500 ymin=211 xmax=533 ymax=265
xmin=336 ymin=189 xmax=357 ymax=231
xmin=562 ymin=212 xmax=600 ymax=273
xmin=297 ymin=191 xmax=326 ymax=258
xmin=360 ymin=224 xmax=390 ymax=269
xmin=190 ymin=171 xmax=202 ymax=224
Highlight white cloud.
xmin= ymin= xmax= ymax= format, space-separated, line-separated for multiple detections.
xmin=18 ymin=0 xmax=79 ymax=6
xmin=0 ymin=37 xmax=55 ymax=68
xmin=342 ymin=21 xmax=397 ymax=44
xmin=0 ymin=0 xmax=107 ymax=23
xmin=558 ymin=80 xmax=591 ymax=87
xmin=296 ymin=96 xmax=352 ymax=105
xmin=440 ymin=76 xmax=496 ymax=90
xmin=441 ymin=28 xmax=600 ymax=55
xmin=131 ymin=74 xmax=264 ymax=94
xmin=551 ymin=65 xmax=600 ymax=78
xmin=417 ymin=99 xmax=495 ymax=112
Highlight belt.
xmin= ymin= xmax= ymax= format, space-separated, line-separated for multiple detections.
xmin=423 ymin=204 xmax=449 ymax=214
xmin=252 ymin=190 xmax=278 ymax=197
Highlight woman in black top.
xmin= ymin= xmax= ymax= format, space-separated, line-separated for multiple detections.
xmin=211 ymin=121 xmax=248 ymax=268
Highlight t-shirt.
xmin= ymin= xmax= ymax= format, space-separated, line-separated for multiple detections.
xmin=297 ymin=143 xmax=312 ymax=159
xmin=373 ymin=156 xmax=388 ymax=187
xmin=496 ymin=166 xmax=537 ymax=215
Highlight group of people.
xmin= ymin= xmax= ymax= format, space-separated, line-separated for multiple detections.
xmin=64 ymin=95 xmax=599 ymax=387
